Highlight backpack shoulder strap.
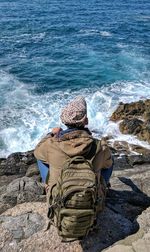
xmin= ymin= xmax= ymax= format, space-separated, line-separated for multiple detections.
xmin=85 ymin=139 xmax=101 ymax=163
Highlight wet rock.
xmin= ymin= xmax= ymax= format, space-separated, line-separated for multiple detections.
xmin=111 ymin=140 xmax=150 ymax=156
xmin=144 ymin=111 xmax=150 ymax=122
xmin=110 ymin=99 xmax=150 ymax=143
xmin=110 ymin=100 xmax=150 ymax=122
xmin=119 ymin=119 xmax=150 ymax=143
xmin=111 ymin=141 xmax=131 ymax=155
xmin=119 ymin=118 xmax=144 ymax=135
xmin=130 ymin=145 xmax=150 ymax=155
xmin=138 ymin=124 xmax=150 ymax=143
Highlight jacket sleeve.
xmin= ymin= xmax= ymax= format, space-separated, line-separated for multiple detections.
xmin=102 ymin=147 xmax=113 ymax=169
xmin=93 ymin=143 xmax=113 ymax=172
xmin=34 ymin=134 xmax=52 ymax=163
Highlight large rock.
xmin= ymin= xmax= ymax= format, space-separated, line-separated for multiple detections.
xmin=111 ymin=140 xmax=150 ymax=156
xmin=110 ymin=100 xmax=150 ymax=121
xmin=0 ymin=110 xmax=150 ymax=251
xmin=0 ymin=159 xmax=7 ymax=176
xmin=0 ymin=177 xmax=45 ymax=214
xmin=119 ymin=118 xmax=144 ymax=135
xmin=119 ymin=119 xmax=150 ymax=143
xmin=0 ymin=212 xmax=45 ymax=242
xmin=0 ymin=151 xmax=36 ymax=176
xmin=103 ymin=207 xmax=150 ymax=252
xmin=0 ymin=202 xmax=46 ymax=252
xmin=0 ymin=161 xmax=150 ymax=252
xmin=110 ymin=99 xmax=150 ymax=143
xmin=0 ymin=202 xmax=137 ymax=252
xmin=25 ymin=163 xmax=40 ymax=178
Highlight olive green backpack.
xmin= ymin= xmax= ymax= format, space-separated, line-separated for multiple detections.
xmin=47 ymin=153 xmax=106 ymax=241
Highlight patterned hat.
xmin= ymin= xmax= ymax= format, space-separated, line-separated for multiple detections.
xmin=60 ymin=96 xmax=87 ymax=127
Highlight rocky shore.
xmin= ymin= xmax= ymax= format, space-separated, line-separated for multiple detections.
xmin=110 ymin=99 xmax=150 ymax=144
xmin=0 ymin=99 xmax=150 ymax=252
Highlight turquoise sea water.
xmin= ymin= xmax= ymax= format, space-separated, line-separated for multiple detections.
xmin=0 ymin=0 xmax=150 ymax=156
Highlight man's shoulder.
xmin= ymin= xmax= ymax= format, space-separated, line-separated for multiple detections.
xmin=92 ymin=137 xmax=111 ymax=152
xmin=35 ymin=133 xmax=54 ymax=147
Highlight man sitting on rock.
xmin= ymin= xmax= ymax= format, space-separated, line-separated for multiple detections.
xmin=34 ymin=96 xmax=113 ymax=194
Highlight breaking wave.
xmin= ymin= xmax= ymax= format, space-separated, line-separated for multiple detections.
xmin=0 ymin=70 xmax=150 ymax=157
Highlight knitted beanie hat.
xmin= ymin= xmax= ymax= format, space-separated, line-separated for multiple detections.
xmin=60 ymin=96 xmax=87 ymax=127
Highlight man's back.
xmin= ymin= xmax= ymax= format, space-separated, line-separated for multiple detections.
xmin=34 ymin=128 xmax=112 ymax=192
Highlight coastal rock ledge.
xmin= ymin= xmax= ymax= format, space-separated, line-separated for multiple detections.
xmin=0 ymin=99 xmax=150 ymax=252
xmin=110 ymin=99 xmax=150 ymax=143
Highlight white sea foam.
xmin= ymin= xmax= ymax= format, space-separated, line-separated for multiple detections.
xmin=99 ymin=31 xmax=112 ymax=37
xmin=135 ymin=15 xmax=150 ymax=21
xmin=117 ymin=43 xmax=128 ymax=48
xmin=79 ymin=29 xmax=100 ymax=37
xmin=1 ymin=32 xmax=46 ymax=44
xmin=79 ymin=29 xmax=112 ymax=37
xmin=0 ymin=71 xmax=150 ymax=157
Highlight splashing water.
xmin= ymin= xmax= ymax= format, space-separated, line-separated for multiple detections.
xmin=0 ymin=70 xmax=150 ymax=157
xmin=0 ymin=0 xmax=150 ymax=156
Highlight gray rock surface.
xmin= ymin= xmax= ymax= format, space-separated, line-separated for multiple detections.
xmin=0 ymin=109 xmax=150 ymax=252
xmin=0 ymin=212 xmax=45 ymax=241
xmin=0 ymin=177 xmax=46 ymax=214
xmin=0 ymin=151 xmax=36 ymax=176
xmin=0 ymin=202 xmax=137 ymax=252
xmin=103 ymin=207 xmax=150 ymax=252
xmin=25 ymin=163 xmax=40 ymax=178
xmin=0 ymin=158 xmax=150 ymax=252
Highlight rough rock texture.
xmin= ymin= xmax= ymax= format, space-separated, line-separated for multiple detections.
xmin=103 ymin=208 xmax=150 ymax=252
xmin=0 ymin=176 xmax=46 ymax=214
xmin=110 ymin=100 xmax=150 ymax=121
xmin=25 ymin=163 xmax=40 ymax=178
xmin=0 ymin=212 xmax=45 ymax=242
xmin=110 ymin=99 xmax=150 ymax=143
xmin=110 ymin=140 xmax=150 ymax=156
xmin=0 ymin=151 xmax=36 ymax=176
xmin=0 ymin=150 xmax=150 ymax=252
xmin=1 ymin=98 xmax=150 ymax=251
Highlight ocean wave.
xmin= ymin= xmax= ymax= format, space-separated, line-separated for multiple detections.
xmin=99 ymin=31 xmax=112 ymax=37
xmin=0 ymin=71 xmax=150 ymax=157
xmin=0 ymin=32 xmax=46 ymax=44
xmin=116 ymin=43 xmax=128 ymax=48
xmin=78 ymin=29 xmax=100 ymax=36
xmin=135 ymin=15 xmax=150 ymax=21
xmin=78 ymin=29 xmax=112 ymax=38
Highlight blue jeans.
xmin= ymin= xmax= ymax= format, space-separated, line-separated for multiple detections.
xmin=37 ymin=160 xmax=49 ymax=183
xmin=101 ymin=165 xmax=113 ymax=185
xmin=37 ymin=160 xmax=113 ymax=184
